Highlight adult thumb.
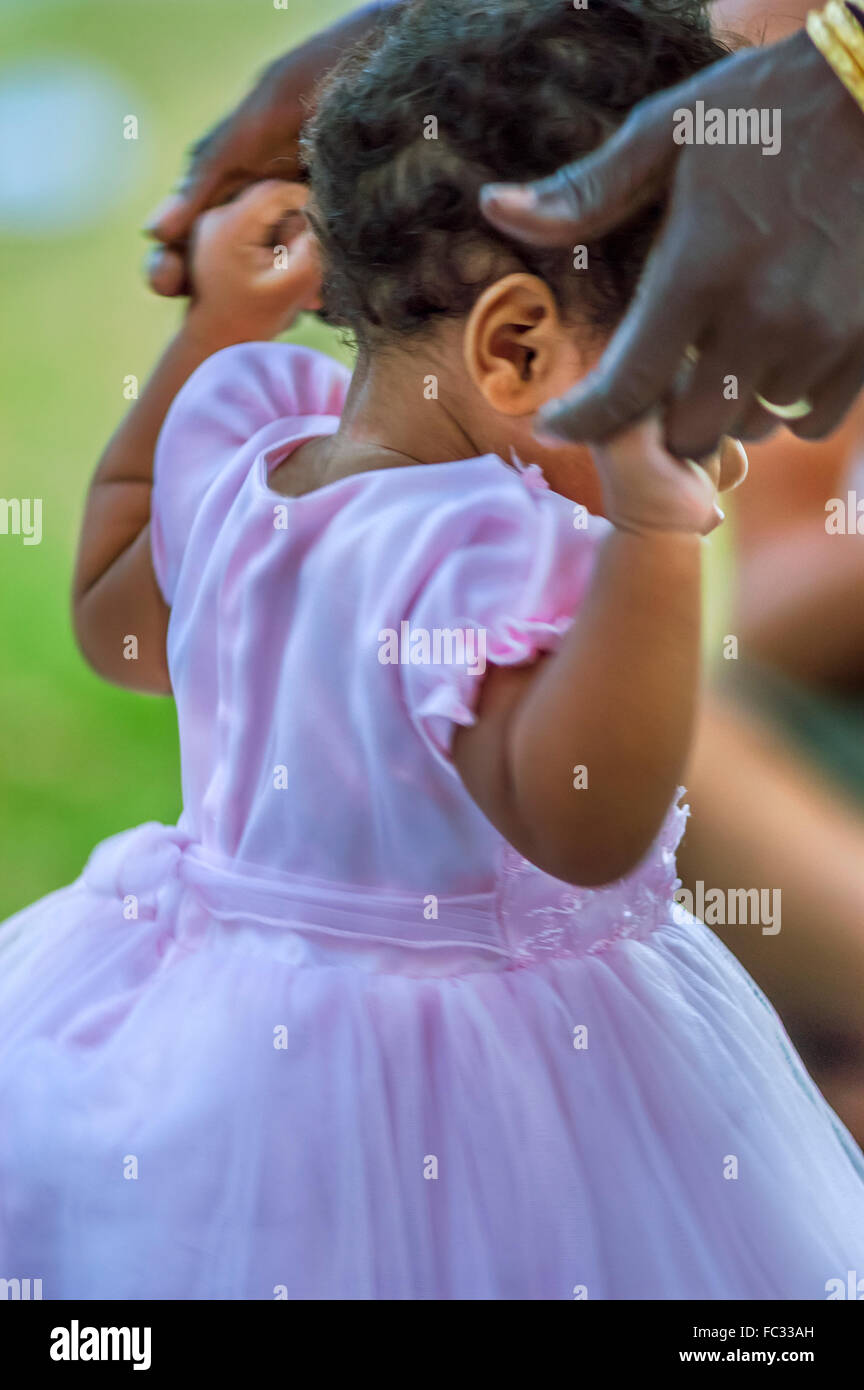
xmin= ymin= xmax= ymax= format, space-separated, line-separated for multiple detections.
xmin=480 ymin=88 xmax=679 ymax=247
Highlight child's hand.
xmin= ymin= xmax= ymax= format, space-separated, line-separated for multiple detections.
xmin=185 ymin=180 xmax=322 ymax=347
xmin=590 ymin=417 xmax=747 ymax=536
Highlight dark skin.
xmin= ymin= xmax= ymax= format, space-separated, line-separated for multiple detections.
xmin=482 ymin=27 xmax=864 ymax=458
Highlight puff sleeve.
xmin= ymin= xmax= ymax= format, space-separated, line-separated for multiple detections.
xmin=398 ymin=464 xmax=609 ymax=767
xmin=150 ymin=342 xmax=350 ymax=602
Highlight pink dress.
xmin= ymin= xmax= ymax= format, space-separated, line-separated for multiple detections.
xmin=1 ymin=342 xmax=862 ymax=1300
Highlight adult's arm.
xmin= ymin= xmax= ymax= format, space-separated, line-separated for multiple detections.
xmin=145 ymin=2 xmax=402 ymax=297
xmin=482 ymin=28 xmax=864 ymax=458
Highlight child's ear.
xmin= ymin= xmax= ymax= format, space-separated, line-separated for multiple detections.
xmin=463 ymin=273 xmax=575 ymax=416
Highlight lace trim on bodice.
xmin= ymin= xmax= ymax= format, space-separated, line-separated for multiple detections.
xmin=496 ymin=794 xmax=689 ymax=964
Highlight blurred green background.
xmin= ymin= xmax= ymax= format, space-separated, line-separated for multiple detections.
xmin=0 ymin=0 xmax=355 ymax=916
xmin=0 ymin=0 xmax=730 ymax=919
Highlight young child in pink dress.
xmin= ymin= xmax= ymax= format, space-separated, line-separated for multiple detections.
xmin=1 ymin=0 xmax=863 ymax=1300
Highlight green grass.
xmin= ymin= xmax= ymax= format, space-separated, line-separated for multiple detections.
xmin=0 ymin=0 xmax=354 ymax=915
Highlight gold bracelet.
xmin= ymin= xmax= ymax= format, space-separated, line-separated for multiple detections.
xmin=824 ymin=0 xmax=864 ymax=67
xmin=807 ymin=11 xmax=864 ymax=111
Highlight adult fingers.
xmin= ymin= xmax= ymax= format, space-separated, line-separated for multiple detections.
xmin=662 ymin=333 xmax=772 ymax=459
xmin=142 ymin=140 xmax=250 ymax=299
xmin=480 ymin=89 xmax=679 ymax=247
xmin=725 ymin=400 xmax=779 ymax=444
xmin=143 ymin=115 xmax=250 ymax=246
xmin=786 ymin=345 xmax=864 ymax=440
xmin=720 ymin=351 xmax=864 ymax=445
xmin=144 ymin=244 xmax=189 ymax=298
xmin=537 ymin=241 xmax=704 ymax=443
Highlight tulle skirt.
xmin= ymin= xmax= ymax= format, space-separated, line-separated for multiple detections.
xmin=1 ymin=822 xmax=863 ymax=1300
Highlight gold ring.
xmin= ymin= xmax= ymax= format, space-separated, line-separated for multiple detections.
xmin=754 ymin=394 xmax=813 ymax=421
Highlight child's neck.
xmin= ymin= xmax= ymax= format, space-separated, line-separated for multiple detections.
xmin=277 ymin=338 xmax=603 ymax=514
xmin=270 ymin=346 xmax=494 ymax=500
xmin=332 ymin=348 xmax=486 ymax=468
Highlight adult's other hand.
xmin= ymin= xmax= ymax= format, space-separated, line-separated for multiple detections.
xmin=482 ymin=29 xmax=864 ymax=458
xmin=144 ymin=2 xmax=401 ymax=298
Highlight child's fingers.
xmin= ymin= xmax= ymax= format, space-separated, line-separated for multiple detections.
xmin=189 ymin=177 xmax=322 ymax=330
xmin=687 ymin=437 xmax=748 ymax=497
xmin=717 ymin=437 xmax=748 ymax=493
xmin=227 ymin=179 xmax=310 ymax=239
xmin=698 ymin=452 xmax=722 ymax=493
xmin=196 ymin=179 xmax=310 ymax=246
xmin=258 ymin=228 xmax=323 ymax=308
xmin=591 ymin=415 xmax=720 ymax=534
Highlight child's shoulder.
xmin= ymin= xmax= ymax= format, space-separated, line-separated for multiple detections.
xmin=365 ymin=453 xmax=606 ymax=551
xmin=295 ymin=447 xmax=610 ymax=590
xmin=151 ymin=343 xmax=351 ymax=603
xmin=175 ymin=341 xmax=352 ymax=426
xmin=339 ymin=455 xmax=608 ymax=623
xmin=152 ymin=339 xmax=608 ymax=607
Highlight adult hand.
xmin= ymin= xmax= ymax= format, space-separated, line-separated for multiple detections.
xmin=144 ymin=2 xmax=400 ymax=298
xmin=482 ymin=29 xmax=864 ymax=458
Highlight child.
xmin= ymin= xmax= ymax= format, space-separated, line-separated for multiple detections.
xmin=1 ymin=0 xmax=863 ymax=1299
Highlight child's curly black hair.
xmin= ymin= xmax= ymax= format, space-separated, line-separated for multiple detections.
xmin=302 ymin=0 xmax=729 ymax=350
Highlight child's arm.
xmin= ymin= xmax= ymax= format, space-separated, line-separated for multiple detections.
xmin=452 ymin=425 xmax=744 ymax=887
xmin=72 ymin=327 xmax=229 ymax=694
xmin=73 ymin=182 xmax=321 ymax=694
xmin=453 ymin=528 xmax=701 ymax=886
